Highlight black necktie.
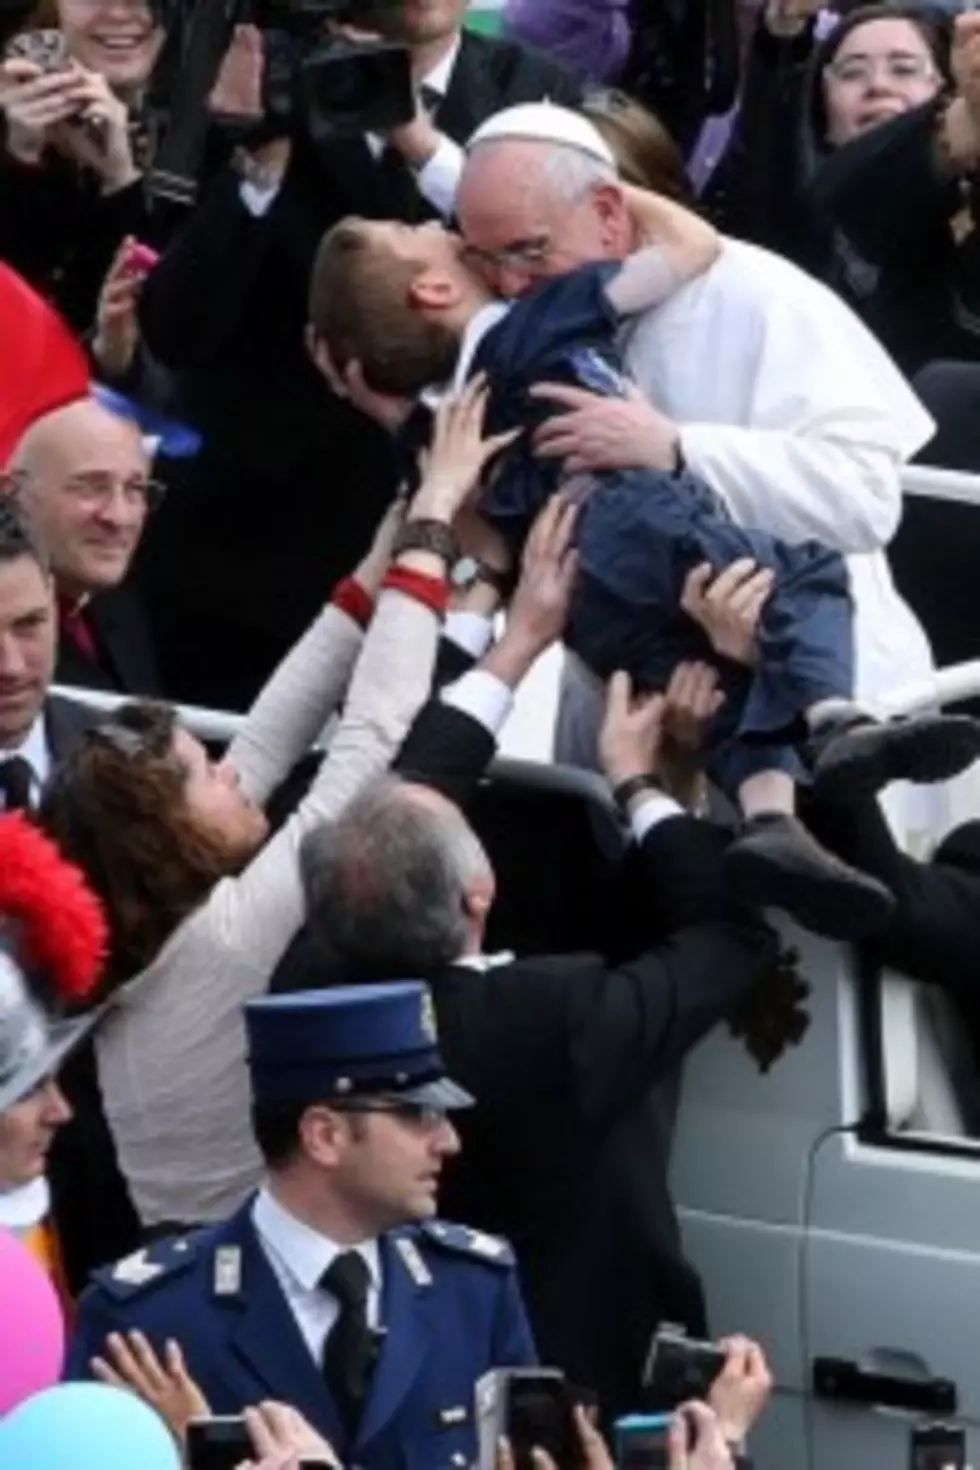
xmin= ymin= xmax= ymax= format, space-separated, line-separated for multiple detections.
xmin=0 ymin=756 xmax=34 ymax=811
xmin=420 ymin=84 xmax=441 ymax=116
xmin=321 ymin=1251 xmax=377 ymax=1435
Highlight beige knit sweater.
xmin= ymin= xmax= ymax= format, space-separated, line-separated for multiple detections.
xmin=94 ymin=588 xmax=440 ymax=1227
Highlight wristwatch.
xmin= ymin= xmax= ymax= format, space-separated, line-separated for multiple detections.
xmin=392 ymin=517 xmax=458 ymax=568
xmin=611 ymin=772 xmax=664 ymax=819
xmin=451 ymin=556 xmax=513 ymax=597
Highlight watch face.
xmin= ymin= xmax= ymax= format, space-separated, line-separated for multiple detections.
xmin=452 ymin=555 xmax=478 ymax=590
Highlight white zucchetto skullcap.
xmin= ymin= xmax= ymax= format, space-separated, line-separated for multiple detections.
xmin=466 ymin=103 xmax=617 ymax=170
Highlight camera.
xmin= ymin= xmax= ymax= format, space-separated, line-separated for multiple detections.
xmin=640 ymin=1326 xmax=727 ymax=1412
xmin=146 ymin=0 xmax=414 ymax=204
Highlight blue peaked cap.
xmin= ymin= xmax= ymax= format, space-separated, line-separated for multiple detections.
xmin=93 ymin=383 xmax=202 ymax=459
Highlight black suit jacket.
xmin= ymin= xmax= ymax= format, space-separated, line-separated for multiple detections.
xmin=274 ymin=698 xmax=779 ymax=1416
xmin=44 ymin=692 xmax=102 ymax=767
xmin=136 ymin=32 xmax=579 ymax=710
xmin=54 ymin=585 xmax=163 ymax=700
xmin=35 ymin=693 xmax=144 ymax=1292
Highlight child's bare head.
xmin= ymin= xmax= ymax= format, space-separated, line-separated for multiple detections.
xmin=309 ymin=216 xmax=484 ymax=398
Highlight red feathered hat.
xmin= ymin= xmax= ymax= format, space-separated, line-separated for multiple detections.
xmin=0 ymin=264 xmax=90 ymax=469
xmin=0 ymin=814 xmax=108 ymax=1110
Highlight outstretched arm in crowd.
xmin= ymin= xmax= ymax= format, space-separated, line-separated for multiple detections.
xmin=205 ymin=379 xmax=514 ymax=978
xmin=396 ymin=494 xmax=580 ymax=805
xmin=605 ymin=190 xmax=720 ymax=317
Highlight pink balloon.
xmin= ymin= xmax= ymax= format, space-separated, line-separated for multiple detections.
xmin=0 ymin=1227 xmax=65 ymax=1414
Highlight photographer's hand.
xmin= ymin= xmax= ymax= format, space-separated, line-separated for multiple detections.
xmin=0 ymin=59 xmax=85 ymax=165
xmin=497 ymin=1406 xmax=614 ymax=1470
xmin=671 ymin=1403 xmax=735 ymax=1470
xmin=708 ymin=1337 xmax=773 ymax=1449
xmin=52 ymin=65 xmax=137 ymax=191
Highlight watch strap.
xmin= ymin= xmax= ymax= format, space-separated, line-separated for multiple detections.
xmin=392 ymin=517 xmax=458 ymax=567
xmin=611 ymin=772 xmax=664 ymax=816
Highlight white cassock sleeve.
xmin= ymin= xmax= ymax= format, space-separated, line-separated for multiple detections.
xmin=665 ymin=276 xmax=936 ymax=554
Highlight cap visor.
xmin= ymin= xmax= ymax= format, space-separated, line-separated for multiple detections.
xmin=0 ymin=1009 xmax=102 ymax=1113
xmin=401 ymin=1076 xmax=475 ymax=1110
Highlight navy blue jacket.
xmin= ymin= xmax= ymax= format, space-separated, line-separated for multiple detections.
xmin=474 ymin=262 xmax=855 ymax=791
xmin=66 ymin=1202 xmax=536 ymax=1468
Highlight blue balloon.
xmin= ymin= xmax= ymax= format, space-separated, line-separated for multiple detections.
xmin=0 ymin=1382 xmax=182 ymax=1470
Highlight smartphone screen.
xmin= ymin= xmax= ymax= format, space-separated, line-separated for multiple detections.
xmin=614 ymin=1413 xmax=673 ymax=1470
xmin=186 ymin=1417 xmax=254 ymax=1470
xmin=911 ymin=1423 xmax=967 ymax=1470
xmin=508 ymin=1375 xmax=580 ymax=1470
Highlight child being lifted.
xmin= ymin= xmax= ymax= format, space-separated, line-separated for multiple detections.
xmin=308 ymin=108 xmax=980 ymax=942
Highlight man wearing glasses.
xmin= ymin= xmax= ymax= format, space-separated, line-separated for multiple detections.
xmin=66 ymin=982 xmax=536 ymax=1461
xmin=6 ymin=390 xmax=163 ymax=699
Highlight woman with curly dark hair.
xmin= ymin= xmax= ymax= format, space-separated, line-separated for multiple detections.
xmin=39 ymin=385 xmax=502 ymax=1234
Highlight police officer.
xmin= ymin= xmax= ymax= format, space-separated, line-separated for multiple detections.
xmin=66 ymin=982 xmax=536 ymax=1466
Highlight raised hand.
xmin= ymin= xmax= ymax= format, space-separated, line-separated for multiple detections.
xmin=599 ymin=671 xmax=667 ymax=788
xmin=92 ymin=236 xmax=149 ymax=379
xmin=413 ymin=374 xmax=519 ymax=523
xmin=236 ymin=1402 xmax=341 ymax=1470
xmin=0 ymin=58 xmax=85 ymax=165
xmin=51 ymin=65 xmax=137 ymax=190
xmin=91 ymin=1330 xmax=210 ymax=1445
xmin=505 ymin=494 xmax=580 ymax=656
xmin=681 ymin=559 xmax=775 ymax=666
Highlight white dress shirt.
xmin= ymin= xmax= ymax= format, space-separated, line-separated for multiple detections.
xmin=622 ymin=236 xmax=936 ymax=703
xmin=0 ymin=714 xmax=51 ymax=810
xmin=241 ymin=37 xmax=464 ymax=221
xmin=253 ymin=1187 xmax=382 ymax=1363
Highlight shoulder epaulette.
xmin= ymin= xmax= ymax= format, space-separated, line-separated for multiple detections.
xmin=93 ymin=1233 xmax=201 ymax=1300
xmin=417 ymin=1220 xmax=515 ymax=1267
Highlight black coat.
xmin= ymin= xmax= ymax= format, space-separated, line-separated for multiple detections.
xmin=274 ymin=699 xmax=780 ymax=1418
xmin=32 ymin=694 xmax=145 ymax=1294
xmin=137 ymin=32 xmax=579 ymax=711
xmin=54 ymin=584 xmax=163 ymax=700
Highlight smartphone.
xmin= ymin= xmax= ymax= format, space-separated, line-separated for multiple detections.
xmin=125 ymin=240 xmax=160 ymax=274
xmin=615 ymin=1413 xmax=674 ymax=1470
xmin=910 ymin=1422 xmax=967 ymax=1470
xmin=5 ymin=28 xmax=70 ymax=71
xmin=186 ymin=1416 xmax=254 ymax=1470
xmin=476 ymin=1369 xmax=583 ymax=1470
xmin=641 ymin=1327 xmax=727 ymax=1411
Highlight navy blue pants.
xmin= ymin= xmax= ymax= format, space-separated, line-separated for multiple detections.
xmin=565 ymin=468 xmax=854 ymax=795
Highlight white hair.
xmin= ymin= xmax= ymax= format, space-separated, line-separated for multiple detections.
xmin=466 ymin=136 xmax=619 ymax=205
xmin=541 ymin=143 xmax=619 ymax=202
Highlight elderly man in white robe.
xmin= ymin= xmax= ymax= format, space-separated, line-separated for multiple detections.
xmin=452 ymin=105 xmax=938 ymax=830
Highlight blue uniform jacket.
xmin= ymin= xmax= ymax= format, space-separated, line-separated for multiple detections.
xmin=65 ymin=1201 xmax=537 ymax=1470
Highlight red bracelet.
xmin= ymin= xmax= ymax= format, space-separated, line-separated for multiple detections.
xmin=331 ymin=576 xmax=375 ymax=630
xmin=381 ymin=565 xmax=450 ymax=617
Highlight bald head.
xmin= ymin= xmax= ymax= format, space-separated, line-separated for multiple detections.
xmin=457 ymin=138 xmax=628 ymax=300
xmin=10 ymin=397 xmax=152 ymax=601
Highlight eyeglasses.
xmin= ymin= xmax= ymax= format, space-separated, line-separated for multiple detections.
xmin=0 ymin=470 xmax=165 ymax=511
xmin=825 ymin=53 xmax=937 ymax=86
xmin=62 ymin=472 xmax=166 ymax=512
xmin=460 ymin=234 xmax=555 ymax=274
xmin=332 ymin=1097 xmax=450 ymax=1129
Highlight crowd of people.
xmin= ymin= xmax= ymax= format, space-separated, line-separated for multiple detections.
xmin=2 ymin=0 xmax=980 ymax=1466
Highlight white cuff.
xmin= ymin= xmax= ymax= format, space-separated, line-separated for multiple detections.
xmin=631 ymin=793 xmax=686 ymax=843
xmin=444 ymin=610 xmax=494 ymax=660
xmin=415 ymin=133 xmax=464 ymax=218
xmin=441 ymin=668 xmax=514 ymax=737
xmin=239 ymin=179 xmax=281 ymax=217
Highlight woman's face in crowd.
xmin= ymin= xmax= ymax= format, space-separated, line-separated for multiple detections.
xmin=823 ymin=18 xmax=942 ymax=148
xmin=174 ymin=729 xmax=270 ymax=863
xmin=57 ymin=0 xmax=164 ymax=91
xmin=0 ymin=1078 xmax=72 ymax=1191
